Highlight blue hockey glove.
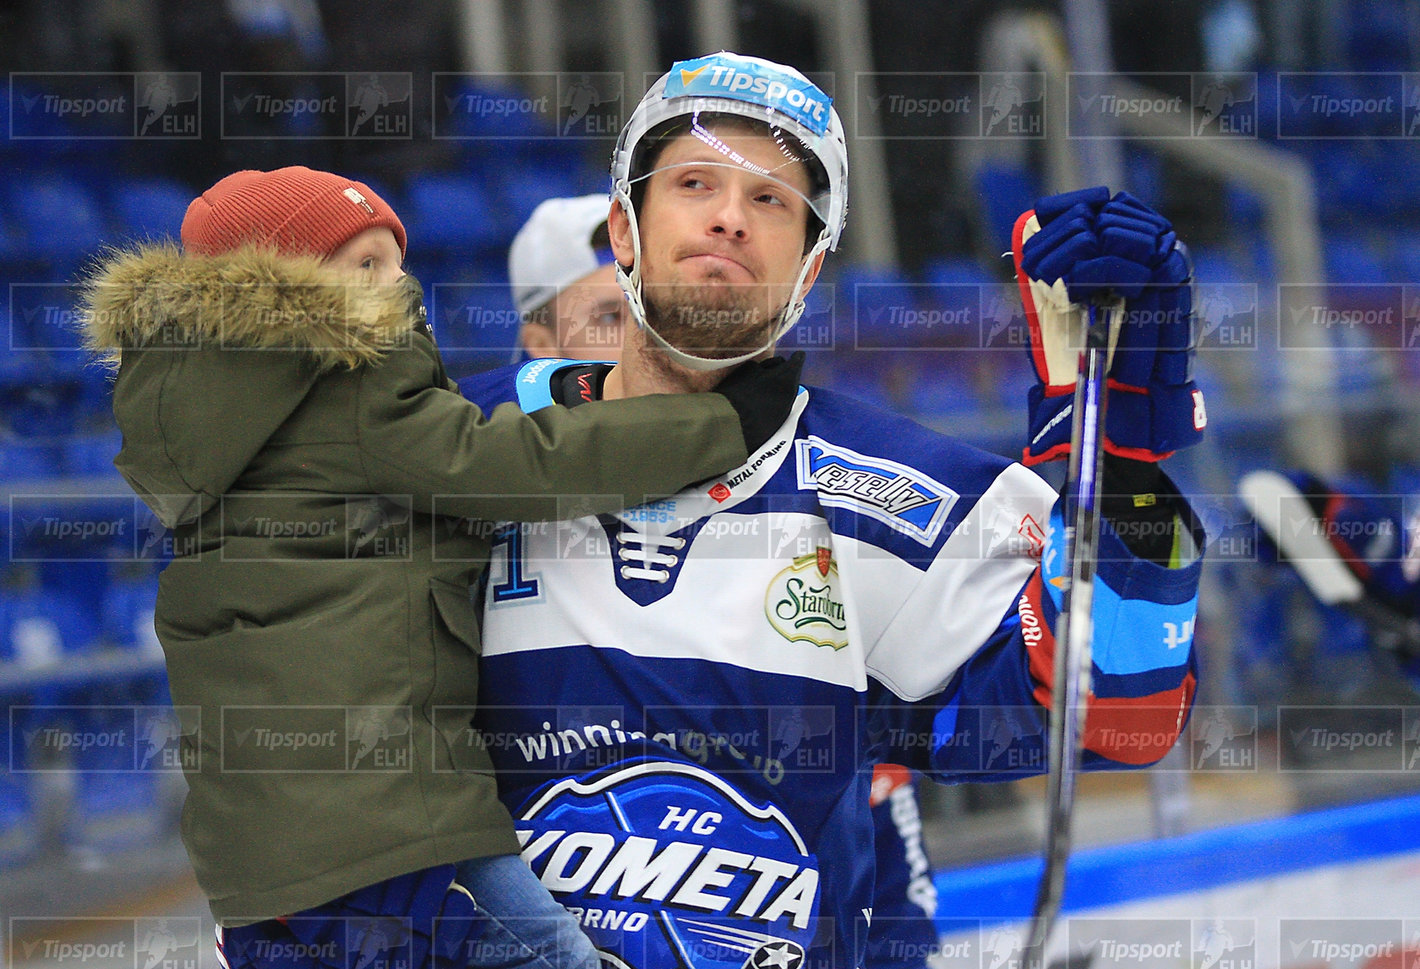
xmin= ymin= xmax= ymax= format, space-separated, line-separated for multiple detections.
xmin=1012 ymin=187 xmax=1206 ymax=464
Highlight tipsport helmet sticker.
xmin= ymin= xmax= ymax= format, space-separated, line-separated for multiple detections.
xmin=663 ymin=54 xmax=832 ymax=137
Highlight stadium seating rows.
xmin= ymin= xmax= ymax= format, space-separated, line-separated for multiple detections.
xmin=7 ymin=63 xmax=1420 ymax=864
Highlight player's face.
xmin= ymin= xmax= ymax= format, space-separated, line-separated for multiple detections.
xmin=521 ymin=263 xmax=627 ymax=360
xmin=610 ymin=123 xmax=824 ymax=358
xmin=327 ymin=227 xmax=404 ymax=286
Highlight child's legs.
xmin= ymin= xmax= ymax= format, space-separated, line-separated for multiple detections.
xmin=452 ymin=855 xmax=599 ymax=969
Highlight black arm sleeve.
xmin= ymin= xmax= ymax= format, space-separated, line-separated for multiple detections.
xmin=1096 ymin=455 xmax=1187 ymax=565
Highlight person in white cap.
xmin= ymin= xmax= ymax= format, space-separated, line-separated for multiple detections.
xmin=459 ymin=51 xmax=1206 ymax=969
xmin=509 ymin=194 xmax=629 ymax=361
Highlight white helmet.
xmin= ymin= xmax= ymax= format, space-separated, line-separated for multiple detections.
xmin=610 ymin=51 xmax=849 ymax=371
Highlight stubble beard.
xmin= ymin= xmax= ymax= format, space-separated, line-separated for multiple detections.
xmin=642 ymin=276 xmax=783 ymax=361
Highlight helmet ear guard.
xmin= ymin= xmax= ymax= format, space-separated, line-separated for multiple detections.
xmin=610 ymin=51 xmax=848 ymax=372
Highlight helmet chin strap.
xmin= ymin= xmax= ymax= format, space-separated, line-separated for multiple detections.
xmin=613 ymin=181 xmax=829 ymax=373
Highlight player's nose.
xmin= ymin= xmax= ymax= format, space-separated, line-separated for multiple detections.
xmin=708 ymin=185 xmax=751 ymax=240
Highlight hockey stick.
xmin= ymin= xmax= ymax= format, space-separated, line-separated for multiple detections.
xmin=1025 ymin=299 xmax=1116 ymax=969
xmin=1239 ymin=470 xmax=1420 ymax=660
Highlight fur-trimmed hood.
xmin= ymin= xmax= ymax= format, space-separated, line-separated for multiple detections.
xmin=86 ymin=244 xmax=425 ymax=529
xmin=80 ymin=243 xmax=415 ymax=371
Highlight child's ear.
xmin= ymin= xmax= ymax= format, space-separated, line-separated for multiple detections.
xmin=608 ymin=201 xmax=635 ymax=269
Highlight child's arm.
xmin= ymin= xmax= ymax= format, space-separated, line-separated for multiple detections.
xmin=355 ymin=334 xmax=775 ymax=522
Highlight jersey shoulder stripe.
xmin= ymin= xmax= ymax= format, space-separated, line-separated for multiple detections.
xmin=797 ymin=387 xmax=1054 ymax=568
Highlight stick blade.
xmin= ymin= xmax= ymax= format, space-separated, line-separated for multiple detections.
xmin=1238 ymin=470 xmax=1365 ymax=605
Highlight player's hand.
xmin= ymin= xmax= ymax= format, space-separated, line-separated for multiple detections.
xmin=714 ymin=351 xmax=806 ymax=454
xmin=1012 ymin=187 xmax=1205 ymax=464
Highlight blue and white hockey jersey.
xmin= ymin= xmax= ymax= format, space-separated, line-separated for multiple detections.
xmin=458 ymin=361 xmax=1202 ymax=969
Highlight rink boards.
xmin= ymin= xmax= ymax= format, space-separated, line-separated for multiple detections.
xmin=931 ymin=793 xmax=1420 ymax=969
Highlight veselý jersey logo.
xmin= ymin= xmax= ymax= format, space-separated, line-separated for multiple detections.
xmin=765 ymin=549 xmax=848 ymax=650
xmin=795 ymin=437 xmax=957 ymax=545
xmin=515 ymin=760 xmax=818 ymax=969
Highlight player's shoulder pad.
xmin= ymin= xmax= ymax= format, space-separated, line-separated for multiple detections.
xmin=796 ymin=385 xmax=1033 ymax=560
xmin=802 ymin=385 xmax=1016 ymax=487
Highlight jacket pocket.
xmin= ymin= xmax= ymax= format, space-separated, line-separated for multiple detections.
xmin=429 ymin=577 xmax=479 ymax=655
xmin=426 ymin=578 xmax=487 ymax=772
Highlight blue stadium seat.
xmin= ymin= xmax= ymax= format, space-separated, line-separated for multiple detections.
xmin=833 ymin=264 xmax=922 ymax=350
xmin=0 ymin=211 xmax=26 ymax=267
xmin=0 ymin=708 xmax=39 ymax=867
xmin=436 ymin=78 xmax=558 ymax=140
xmin=39 ymin=559 xmax=114 ymax=623
xmin=0 ymin=440 xmax=59 ymax=481
xmin=1391 ymin=237 xmax=1420 ymax=284
xmin=100 ymin=566 xmax=160 ymax=653
xmin=1123 ymin=147 xmax=1163 ymax=207
xmin=1222 ymin=183 xmax=1266 ymax=235
xmin=989 ymin=353 xmax=1036 ymax=412
xmin=49 ymin=695 xmax=169 ymax=851
xmin=429 ymin=277 xmax=520 ymax=355
xmin=4 ymin=365 xmax=83 ymax=436
xmin=1324 ymin=235 xmax=1389 ymax=285
xmin=818 ymin=349 xmax=897 ymax=410
xmin=4 ymin=175 xmax=107 ymax=271
xmin=1253 ymin=70 xmax=1280 ymax=142
xmin=403 ymin=174 xmax=506 ymax=255
xmin=0 ymin=580 xmax=100 ymax=660
xmin=908 ymin=361 xmax=984 ymax=418
xmin=498 ymin=166 xmax=600 ymax=233
xmin=972 ymin=163 xmax=1041 ymax=259
xmin=109 ymin=178 xmax=195 ymax=245
xmin=1345 ymin=0 xmax=1411 ymax=70
xmin=922 ymin=256 xmax=995 ymax=289
xmin=62 ymin=430 xmax=122 ymax=477
xmin=1188 ymin=244 xmax=1251 ymax=285
xmin=1311 ymin=144 xmax=1404 ymax=225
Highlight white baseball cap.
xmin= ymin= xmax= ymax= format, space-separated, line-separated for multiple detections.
xmin=507 ymin=194 xmax=616 ymax=318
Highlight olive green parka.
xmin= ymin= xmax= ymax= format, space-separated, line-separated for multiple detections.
xmin=80 ymin=245 xmax=747 ymax=924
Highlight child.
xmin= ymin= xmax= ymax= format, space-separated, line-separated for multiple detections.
xmin=80 ymin=166 xmax=802 ymax=969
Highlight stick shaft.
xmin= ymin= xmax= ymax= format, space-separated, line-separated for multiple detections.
xmin=1025 ymin=303 xmax=1111 ymax=966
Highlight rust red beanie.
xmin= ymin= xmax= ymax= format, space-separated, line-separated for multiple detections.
xmin=180 ymin=166 xmax=407 ymax=259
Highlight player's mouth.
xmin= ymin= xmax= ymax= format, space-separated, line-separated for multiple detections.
xmin=682 ymin=250 xmax=755 ymax=280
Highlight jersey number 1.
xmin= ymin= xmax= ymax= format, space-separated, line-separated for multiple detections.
xmin=489 ymin=526 xmax=539 ymax=603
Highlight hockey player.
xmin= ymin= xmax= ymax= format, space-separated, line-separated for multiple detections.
xmin=505 ymin=195 xmax=940 ymax=967
xmin=459 ymin=51 xmax=1205 ymax=969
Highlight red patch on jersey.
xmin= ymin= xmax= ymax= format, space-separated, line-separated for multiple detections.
xmin=1019 ymin=514 xmax=1045 ymax=557
xmin=708 ymin=482 xmax=732 ymax=503
xmin=869 ymin=763 xmax=911 ymax=807
xmin=816 ymin=546 xmax=832 ymax=577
